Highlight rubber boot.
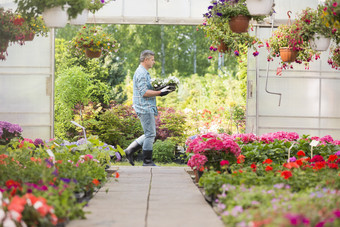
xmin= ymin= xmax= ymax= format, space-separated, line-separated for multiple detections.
xmin=142 ymin=150 xmax=157 ymax=166
xmin=124 ymin=141 xmax=142 ymax=166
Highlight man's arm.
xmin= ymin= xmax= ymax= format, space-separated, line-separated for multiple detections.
xmin=143 ymin=90 xmax=161 ymax=97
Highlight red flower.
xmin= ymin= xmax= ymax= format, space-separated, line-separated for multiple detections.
xmin=281 ymin=170 xmax=292 ymax=179
xmin=328 ymin=155 xmax=338 ymax=162
xmin=251 ymin=163 xmax=257 ymax=172
xmin=328 ymin=163 xmax=338 ymax=169
xmin=115 ymin=172 xmax=120 ymax=178
xmin=313 ymin=162 xmax=326 ymax=170
xmin=6 ymin=180 xmax=21 ymax=189
xmin=220 ymin=160 xmax=229 ymax=166
xmin=265 ymin=166 xmax=273 ymax=171
xmin=92 ymin=179 xmax=100 ymax=186
xmin=297 ymin=150 xmax=306 ymax=157
xmin=262 ymin=159 xmax=273 ymax=164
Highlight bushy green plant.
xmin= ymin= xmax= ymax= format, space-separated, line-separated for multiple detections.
xmin=152 ymin=139 xmax=176 ymax=163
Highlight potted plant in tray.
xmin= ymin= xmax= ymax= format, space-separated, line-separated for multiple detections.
xmin=14 ymin=0 xmax=88 ymax=27
xmin=71 ymin=25 xmax=119 ymax=58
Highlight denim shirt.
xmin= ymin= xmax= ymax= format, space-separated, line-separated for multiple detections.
xmin=132 ymin=65 xmax=158 ymax=116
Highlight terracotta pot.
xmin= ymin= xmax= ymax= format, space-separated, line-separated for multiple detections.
xmin=85 ymin=49 xmax=102 ymax=58
xmin=24 ymin=32 xmax=35 ymax=41
xmin=279 ymin=47 xmax=298 ymax=62
xmin=218 ymin=41 xmax=229 ymax=53
xmin=229 ymin=15 xmax=250 ymax=33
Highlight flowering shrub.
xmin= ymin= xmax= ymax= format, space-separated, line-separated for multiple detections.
xmin=187 ymin=153 xmax=208 ymax=170
xmin=71 ymin=25 xmax=120 ymax=56
xmin=186 ymin=133 xmax=241 ymax=170
xmin=0 ymin=121 xmax=23 ymax=145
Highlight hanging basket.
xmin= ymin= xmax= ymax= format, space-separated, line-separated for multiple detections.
xmin=246 ymin=0 xmax=273 ymax=16
xmin=229 ymin=15 xmax=250 ymax=33
xmin=70 ymin=9 xmax=89 ymax=25
xmin=309 ymin=33 xmax=331 ymax=51
xmin=279 ymin=48 xmax=298 ymax=62
xmin=0 ymin=40 xmax=9 ymax=53
xmin=42 ymin=6 xmax=68 ymax=28
xmin=24 ymin=32 xmax=35 ymax=41
xmin=85 ymin=49 xmax=102 ymax=58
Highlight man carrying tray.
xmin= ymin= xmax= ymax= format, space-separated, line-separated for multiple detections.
xmin=124 ymin=50 xmax=174 ymax=166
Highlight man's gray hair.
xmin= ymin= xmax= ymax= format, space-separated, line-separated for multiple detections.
xmin=140 ymin=50 xmax=155 ymax=62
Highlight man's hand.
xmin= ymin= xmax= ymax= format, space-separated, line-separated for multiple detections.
xmin=160 ymin=86 xmax=174 ymax=96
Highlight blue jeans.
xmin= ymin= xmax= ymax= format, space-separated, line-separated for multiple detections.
xmin=135 ymin=112 xmax=156 ymax=151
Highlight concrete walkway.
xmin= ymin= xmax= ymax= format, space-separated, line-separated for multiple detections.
xmin=68 ymin=166 xmax=224 ymax=227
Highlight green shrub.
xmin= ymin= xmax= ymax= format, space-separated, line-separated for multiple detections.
xmin=152 ymin=139 xmax=176 ymax=163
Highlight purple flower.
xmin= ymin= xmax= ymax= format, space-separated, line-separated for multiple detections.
xmin=335 ymin=151 xmax=340 ymax=156
xmin=216 ymin=12 xmax=223 ymax=16
xmin=253 ymin=51 xmax=259 ymax=57
xmin=234 ymin=50 xmax=239 ymax=56
xmin=34 ymin=138 xmax=44 ymax=147
xmin=101 ymin=0 xmax=105 ymax=3
xmin=52 ymin=168 xmax=59 ymax=176
xmin=208 ymin=5 xmax=213 ymax=10
xmin=115 ymin=152 xmax=121 ymax=161
xmin=289 ymin=156 xmax=297 ymax=162
xmin=61 ymin=178 xmax=71 ymax=184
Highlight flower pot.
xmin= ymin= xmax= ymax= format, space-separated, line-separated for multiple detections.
xmin=85 ymin=49 xmax=102 ymax=58
xmin=229 ymin=15 xmax=250 ymax=33
xmin=42 ymin=6 xmax=68 ymax=28
xmin=309 ymin=34 xmax=331 ymax=51
xmin=246 ymin=0 xmax=273 ymax=16
xmin=194 ymin=169 xmax=203 ymax=183
xmin=279 ymin=47 xmax=298 ymax=62
xmin=24 ymin=32 xmax=35 ymax=41
xmin=218 ymin=41 xmax=229 ymax=53
xmin=70 ymin=9 xmax=89 ymax=25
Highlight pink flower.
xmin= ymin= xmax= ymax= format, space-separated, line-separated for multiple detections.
xmin=208 ymin=56 xmax=213 ymax=59
xmin=253 ymin=51 xmax=259 ymax=57
xmin=220 ymin=160 xmax=229 ymax=166
xmin=234 ymin=50 xmax=239 ymax=56
xmin=333 ymin=2 xmax=338 ymax=7
xmin=187 ymin=154 xmax=208 ymax=170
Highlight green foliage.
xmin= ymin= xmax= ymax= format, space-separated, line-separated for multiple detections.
xmin=152 ymin=139 xmax=176 ymax=163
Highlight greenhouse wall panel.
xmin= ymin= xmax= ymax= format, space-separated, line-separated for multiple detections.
xmin=0 ymin=35 xmax=53 ymax=140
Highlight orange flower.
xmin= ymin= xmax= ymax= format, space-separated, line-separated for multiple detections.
xmin=262 ymin=159 xmax=273 ymax=164
xmin=92 ymin=179 xmax=100 ymax=186
xmin=281 ymin=170 xmax=292 ymax=179
xmin=115 ymin=172 xmax=120 ymax=178
xmin=237 ymin=155 xmax=245 ymax=164
xmin=265 ymin=166 xmax=273 ymax=171
xmin=283 ymin=162 xmax=299 ymax=169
